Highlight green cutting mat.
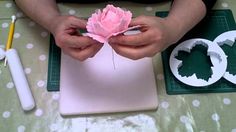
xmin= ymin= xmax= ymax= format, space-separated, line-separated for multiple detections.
xmin=47 ymin=36 xmax=61 ymax=91
xmin=156 ymin=9 xmax=236 ymax=94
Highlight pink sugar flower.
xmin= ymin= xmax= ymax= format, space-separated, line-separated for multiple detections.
xmin=86 ymin=4 xmax=132 ymax=43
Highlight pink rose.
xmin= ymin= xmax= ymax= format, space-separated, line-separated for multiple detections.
xmin=86 ymin=4 xmax=132 ymax=43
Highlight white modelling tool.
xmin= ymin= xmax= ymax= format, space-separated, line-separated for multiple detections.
xmin=4 ymin=15 xmax=16 ymax=66
xmin=6 ymin=49 xmax=35 ymax=111
xmin=169 ymin=38 xmax=227 ymax=87
xmin=213 ymin=30 xmax=236 ymax=84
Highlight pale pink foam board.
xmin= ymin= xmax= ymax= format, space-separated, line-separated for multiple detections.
xmin=59 ymin=31 xmax=158 ymax=115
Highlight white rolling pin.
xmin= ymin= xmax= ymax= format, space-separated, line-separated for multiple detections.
xmin=0 ymin=48 xmax=5 ymax=60
xmin=6 ymin=49 xmax=35 ymax=111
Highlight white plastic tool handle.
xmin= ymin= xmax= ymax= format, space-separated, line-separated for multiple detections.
xmin=6 ymin=49 xmax=35 ymax=111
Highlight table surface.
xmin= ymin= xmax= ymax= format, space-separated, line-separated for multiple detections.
xmin=1 ymin=0 xmax=236 ymax=131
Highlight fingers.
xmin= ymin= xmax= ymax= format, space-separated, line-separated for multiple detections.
xmin=63 ymin=43 xmax=103 ymax=61
xmin=110 ymin=43 xmax=157 ymax=60
xmin=109 ymin=16 xmax=155 ymax=46
xmin=109 ymin=30 xmax=154 ymax=46
xmin=65 ymin=16 xmax=87 ymax=29
xmin=86 ymin=43 xmax=104 ymax=58
xmin=53 ymin=15 xmax=104 ymax=61
xmin=61 ymin=35 xmax=98 ymax=48
xmin=108 ymin=16 xmax=166 ymax=60
xmin=52 ymin=16 xmax=87 ymax=35
xmin=129 ymin=16 xmax=147 ymax=27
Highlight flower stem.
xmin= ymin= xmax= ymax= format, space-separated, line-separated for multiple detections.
xmin=112 ymin=49 xmax=116 ymax=70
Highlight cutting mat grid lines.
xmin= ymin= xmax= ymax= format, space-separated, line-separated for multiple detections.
xmin=47 ymin=36 xmax=61 ymax=91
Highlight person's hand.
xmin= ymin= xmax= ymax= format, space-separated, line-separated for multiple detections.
xmin=50 ymin=15 xmax=103 ymax=61
xmin=109 ymin=15 xmax=184 ymax=60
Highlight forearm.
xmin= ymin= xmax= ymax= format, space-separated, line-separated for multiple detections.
xmin=165 ymin=0 xmax=207 ymax=43
xmin=15 ymin=0 xmax=60 ymax=32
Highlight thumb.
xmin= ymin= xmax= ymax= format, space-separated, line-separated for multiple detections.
xmin=129 ymin=16 xmax=146 ymax=27
xmin=69 ymin=16 xmax=88 ymax=29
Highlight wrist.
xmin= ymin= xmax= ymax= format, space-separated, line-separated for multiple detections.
xmin=164 ymin=16 xmax=186 ymax=44
xmin=45 ymin=14 xmax=62 ymax=34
